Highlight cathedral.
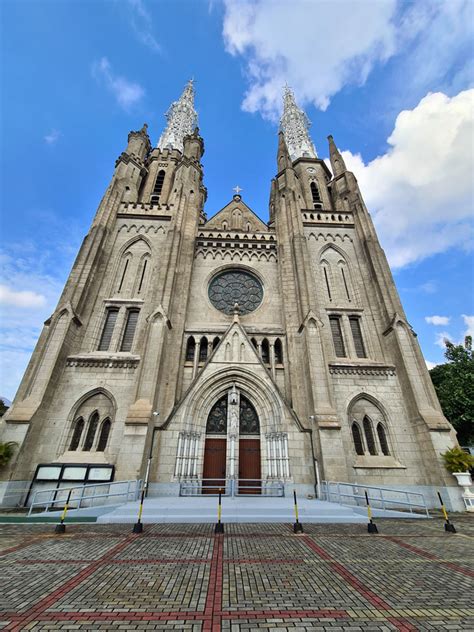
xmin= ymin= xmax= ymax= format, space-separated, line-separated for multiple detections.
xmin=0 ymin=81 xmax=462 ymax=510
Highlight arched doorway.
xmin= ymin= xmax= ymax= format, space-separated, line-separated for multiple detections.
xmin=238 ymin=395 xmax=261 ymax=494
xmin=202 ymin=395 xmax=227 ymax=494
xmin=202 ymin=386 xmax=261 ymax=495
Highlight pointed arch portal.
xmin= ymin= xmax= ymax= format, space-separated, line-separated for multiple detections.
xmin=202 ymin=386 xmax=261 ymax=494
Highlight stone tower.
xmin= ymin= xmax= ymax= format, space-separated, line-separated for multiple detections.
xmin=0 ymin=83 xmax=462 ymax=510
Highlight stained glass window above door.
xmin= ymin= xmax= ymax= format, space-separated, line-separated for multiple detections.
xmin=239 ymin=395 xmax=260 ymax=434
xmin=206 ymin=395 xmax=228 ymax=434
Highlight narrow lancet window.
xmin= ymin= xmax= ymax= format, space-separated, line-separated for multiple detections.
xmin=199 ymin=336 xmax=208 ymax=362
xmin=186 ymin=337 xmax=195 ymax=361
xmin=352 ymin=422 xmax=364 ymax=455
xmin=363 ymin=416 xmax=377 ymax=455
xmin=120 ymin=309 xmax=139 ymax=352
xmin=377 ymin=423 xmax=390 ymax=456
xmin=349 ymin=316 xmax=366 ymax=358
xmin=310 ymin=182 xmax=322 ymax=209
xmin=98 ymin=308 xmax=119 ymax=351
xmin=329 ymin=316 xmax=346 ymax=357
xmin=274 ymin=338 xmax=283 ymax=364
xmin=69 ymin=418 xmax=84 ymax=451
xmin=97 ymin=418 xmax=111 ymax=452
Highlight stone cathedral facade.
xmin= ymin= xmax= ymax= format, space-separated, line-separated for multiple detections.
xmin=0 ymin=82 xmax=462 ymax=509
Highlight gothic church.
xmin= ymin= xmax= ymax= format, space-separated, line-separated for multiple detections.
xmin=0 ymin=81 xmax=461 ymax=509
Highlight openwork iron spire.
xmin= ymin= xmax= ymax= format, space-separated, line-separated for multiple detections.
xmin=157 ymin=79 xmax=198 ymax=153
xmin=280 ymin=85 xmax=317 ymax=161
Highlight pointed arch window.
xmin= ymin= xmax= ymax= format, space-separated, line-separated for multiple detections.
xmin=98 ymin=308 xmax=119 ymax=351
xmin=274 ymin=338 xmax=283 ymax=364
xmin=206 ymin=396 xmax=228 ymax=434
xmin=83 ymin=412 xmax=99 ymax=451
xmin=199 ymin=336 xmax=208 ymax=362
xmin=377 ymin=423 xmax=390 ymax=456
xmin=351 ymin=422 xmax=364 ymax=455
xmin=186 ymin=336 xmax=195 ymax=361
xmin=120 ymin=309 xmax=139 ymax=352
xmin=69 ymin=418 xmax=84 ymax=451
xmin=261 ymin=338 xmax=270 ymax=364
xmin=97 ymin=418 xmax=111 ymax=452
xmin=212 ymin=336 xmax=220 ymax=350
xmin=239 ymin=395 xmax=260 ymax=434
xmin=363 ymin=416 xmax=377 ymax=455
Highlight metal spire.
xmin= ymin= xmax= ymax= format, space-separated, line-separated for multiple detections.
xmin=157 ymin=79 xmax=198 ymax=153
xmin=279 ymin=85 xmax=317 ymax=161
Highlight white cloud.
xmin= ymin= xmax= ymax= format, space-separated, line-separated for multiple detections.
xmin=44 ymin=129 xmax=61 ymax=145
xmin=222 ymin=1 xmax=473 ymax=120
xmin=92 ymin=57 xmax=145 ymax=110
xmin=462 ymin=314 xmax=474 ymax=338
xmin=435 ymin=331 xmax=452 ymax=348
xmin=419 ymin=281 xmax=437 ymax=295
xmin=425 ymin=316 xmax=451 ymax=326
xmin=425 ymin=360 xmax=438 ymax=370
xmin=223 ymin=0 xmax=398 ymax=119
xmin=126 ymin=0 xmax=160 ymax=52
xmin=342 ymin=90 xmax=474 ymax=268
xmin=0 ymin=284 xmax=46 ymax=308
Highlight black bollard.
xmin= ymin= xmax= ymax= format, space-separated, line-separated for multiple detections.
xmin=214 ymin=489 xmax=224 ymax=534
xmin=55 ymin=490 xmax=72 ymax=534
xmin=365 ymin=490 xmax=379 ymax=534
xmin=132 ymin=484 xmax=146 ymax=534
xmin=293 ymin=489 xmax=304 ymax=533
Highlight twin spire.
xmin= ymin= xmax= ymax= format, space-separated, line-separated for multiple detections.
xmin=157 ymin=79 xmax=198 ymax=154
xmin=156 ymin=81 xmax=344 ymax=175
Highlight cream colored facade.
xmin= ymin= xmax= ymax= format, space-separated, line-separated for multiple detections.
xmin=0 ymin=84 xmax=463 ymax=509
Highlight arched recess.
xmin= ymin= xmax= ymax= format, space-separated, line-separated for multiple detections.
xmin=65 ymin=388 xmax=116 ymax=453
xmin=112 ymin=236 xmax=152 ymax=298
xmin=318 ymin=244 xmax=355 ymax=305
xmin=347 ymin=394 xmax=393 ymax=458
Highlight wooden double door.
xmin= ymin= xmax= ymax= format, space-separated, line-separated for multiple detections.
xmin=202 ymin=437 xmax=261 ymax=495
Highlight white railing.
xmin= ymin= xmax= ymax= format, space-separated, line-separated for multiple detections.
xmin=321 ymin=480 xmax=429 ymax=516
xmin=28 ymin=479 xmax=142 ymax=516
xmin=179 ymin=478 xmax=285 ymax=497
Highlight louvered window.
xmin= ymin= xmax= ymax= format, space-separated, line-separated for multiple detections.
xmin=97 ymin=418 xmax=111 ymax=452
xmin=98 ymin=308 xmax=119 ymax=351
xmin=153 ymin=170 xmax=165 ymax=196
xmin=377 ymin=423 xmax=390 ymax=456
xmin=329 ymin=316 xmax=346 ymax=357
xmin=310 ymin=182 xmax=322 ymax=209
xmin=83 ymin=412 xmax=99 ymax=451
xmin=69 ymin=418 xmax=84 ymax=451
xmin=363 ymin=416 xmax=377 ymax=455
xmin=351 ymin=422 xmax=364 ymax=455
xmin=120 ymin=309 xmax=139 ymax=352
xmin=349 ymin=317 xmax=366 ymax=358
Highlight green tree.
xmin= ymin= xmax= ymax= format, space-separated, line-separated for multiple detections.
xmin=0 ymin=442 xmax=17 ymax=467
xmin=0 ymin=399 xmax=8 ymax=417
xmin=430 ymin=336 xmax=474 ymax=445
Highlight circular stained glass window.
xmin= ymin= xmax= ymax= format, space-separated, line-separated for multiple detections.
xmin=208 ymin=270 xmax=263 ymax=315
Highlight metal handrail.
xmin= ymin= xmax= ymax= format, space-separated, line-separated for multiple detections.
xmin=321 ymin=480 xmax=429 ymax=516
xmin=28 ymin=479 xmax=142 ymax=516
xmin=237 ymin=479 xmax=285 ymax=497
xmin=179 ymin=478 xmax=285 ymax=497
xmin=179 ymin=478 xmax=229 ymax=496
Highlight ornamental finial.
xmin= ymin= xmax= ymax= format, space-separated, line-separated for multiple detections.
xmin=280 ymin=85 xmax=317 ymax=161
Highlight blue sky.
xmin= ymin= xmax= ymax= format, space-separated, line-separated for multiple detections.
xmin=1 ymin=0 xmax=473 ymax=400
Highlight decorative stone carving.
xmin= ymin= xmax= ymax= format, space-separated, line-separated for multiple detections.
xmin=208 ymin=270 xmax=263 ymax=315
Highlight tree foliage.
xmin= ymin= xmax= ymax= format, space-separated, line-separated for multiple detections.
xmin=0 ymin=442 xmax=17 ymax=467
xmin=430 ymin=336 xmax=474 ymax=445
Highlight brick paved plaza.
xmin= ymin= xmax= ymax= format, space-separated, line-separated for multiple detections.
xmin=0 ymin=517 xmax=473 ymax=631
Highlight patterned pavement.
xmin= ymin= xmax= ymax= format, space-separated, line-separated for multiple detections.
xmin=0 ymin=516 xmax=473 ymax=631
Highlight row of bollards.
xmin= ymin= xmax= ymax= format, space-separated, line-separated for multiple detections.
xmin=53 ymin=487 xmax=457 ymax=535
